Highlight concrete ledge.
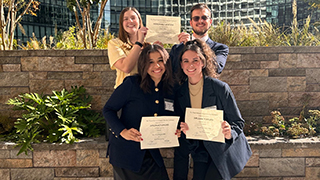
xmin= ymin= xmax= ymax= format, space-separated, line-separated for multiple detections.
xmin=0 ymin=136 xmax=319 ymax=179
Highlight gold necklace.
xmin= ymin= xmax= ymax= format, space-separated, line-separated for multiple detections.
xmin=189 ymin=86 xmax=202 ymax=96
xmin=189 ymin=81 xmax=203 ymax=96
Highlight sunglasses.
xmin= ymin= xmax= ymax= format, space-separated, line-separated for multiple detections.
xmin=191 ymin=15 xmax=210 ymax=22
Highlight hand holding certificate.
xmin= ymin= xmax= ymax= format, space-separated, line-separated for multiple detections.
xmin=185 ymin=108 xmax=225 ymax=143
xmin=145 ymin=15 xmax=181 ymax=44
xmin=140 ymin=116 xmax=180 ymax=149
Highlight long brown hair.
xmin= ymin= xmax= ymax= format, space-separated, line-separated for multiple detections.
xmin=177 ymin=39 xmax=217 ymax=84
xmin=138 ymin=44 xmax=173 ymax=94
xmin=118 ymin=7 xmax=143 ymax=44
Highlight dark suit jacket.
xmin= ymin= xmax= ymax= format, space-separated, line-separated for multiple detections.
xmin=169 ymin=38 xmax=229 ymax=74
xmin=103 ymin=75 xmax=175 ymax=172
xmin=174 ymin=76 xmax=252 ymax=180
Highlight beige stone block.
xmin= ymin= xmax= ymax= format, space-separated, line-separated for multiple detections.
xmin=219 ymin=70 xmax=250 ymax=85
xmin=33 ymin=150 xmax=76 ymax=167
xmin=306 ymin=158 xmax=320 ymax=167
xmin=260 ymin=149 xmax=281 ymax=158
xmin=76 ymin=149 xmax=99 ymax=166
xmin=2 ymin=64 xmax=21 ymax=72
xmin=99 ymin=158 xmax=113 ymax=177
xmin=250 ymin=77 xmax=287 ymax=92
xmin=259 ymin=158 xmax=305 ymax=176
xmin=94 ymin=64 xmax=111 ymax=71
xmin=10 ymin=87 xmax=29 ymax=96
xmin=288 ymin=92 xmax=320 ymax=108
xmin=10 ymin=149 xmax=32 ymax=159
xmin=261 ymin=61 xmax=279 ymax=69
xmin=91 ymin=95 xmax=103 ymax=110
xmin=11 ymin=168 xmax=54 ymax=180
xmin=297 ymin=54 xmax=320 ymax=68
xmin=250 ymin=69 xmax=268 ymax=77
xmin=287 ymin=77 xmax=306 ymax=92
xmin=160 ymin=148 xmax=174 ymax=158
xmin=48 ymin=72 xmax=83 ymax=80
xmin=227 ymin=54 xmax=241 ymax=62
xmin=0 ymin=150 xmax=10 ymax=158
xmin=29 ymin=80 xmax=65 ymax=94
xmin=167 ymin=167 xmax=173 ymax=180
xmin=267 ymin=92 xmax=289 ymax=109
xmin=21 ymin=57 xmax=93 ymax=72
xmin=0 ymin=169 xmax=10 ymax=180
xmin=283 ymin=148 xmax=320 ymax=157
xmin=0 ymin=65 xmax=3 ymax=72
xmin=283 ymin=178 xmax=306 ymax=180
xmin=306 ymin=69 xmax=320 ymax=84
xmin=279 ymin=54 xmax=298 ymax=68
xmin=0 ymin=72 xmax=29 ymax=86
xmin=29 ymin=72 xmax=47 ymax=80
xmin=305 ymin=167 xmax=320 ymax=180
xmin=230 ymin=85 xmax=250 ymax=101
xmin=0 ymin=159 xmax=32 ymax=168
xmin=55 ymin=167 xmax=99 ymax=177
xmin=0 ymin=95 xmax=11 ymax=104
xmin=246 ymin=149 xmax=259 ymax=167
xmin=250 ymin=92 xmax=269 ymax=101
xmin=235 ymin=167 xmax=259 ymax=177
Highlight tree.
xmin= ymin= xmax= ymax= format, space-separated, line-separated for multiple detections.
xmin=303 ymin=0 xmax=320 ymax=9
xmin=66 ymin=0 xmax=108 ymax=49
xmin=0 ymin=0 xmax=40 ymax=50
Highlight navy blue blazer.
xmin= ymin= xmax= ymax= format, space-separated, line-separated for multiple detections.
xmin=169 ymin=38 xmax=229 ymax=74
xmin=174 ymin=76 xmax=252 ymax=180
xmin=103 ymin=75 xmax=175 ymax=172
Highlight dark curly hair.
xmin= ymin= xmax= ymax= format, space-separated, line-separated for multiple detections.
xmin=176 ymin=39 xmax=218 ymax=84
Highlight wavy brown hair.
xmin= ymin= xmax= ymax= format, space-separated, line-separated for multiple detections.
xmin=177 ymin=39 xmax=218 ymax=84
xmin=138 ymin=44 xmax=173 ymax=94
xmin=118 ymin=7 xmax=143 ymax=44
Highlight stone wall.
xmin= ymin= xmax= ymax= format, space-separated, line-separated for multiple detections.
xmin=1 ymin=47 xmax=320 ymax=124
xmin=0 ymin=137 xmax=319 ymax=180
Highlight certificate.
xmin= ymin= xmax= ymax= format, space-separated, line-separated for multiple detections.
xmin=185 ymin=108 xmax=225 ymax=143
xmin=146 ymin=15 xmax=181 ymax=44
xmin=140 ymin=116 xmax=180 ymax=149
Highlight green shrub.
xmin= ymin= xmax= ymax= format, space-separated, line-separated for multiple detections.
xmin=4 ymin=86 xmax=105 ymax=155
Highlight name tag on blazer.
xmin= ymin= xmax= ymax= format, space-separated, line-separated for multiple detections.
xmin=164 ymin=98 xmax=174 ymax=112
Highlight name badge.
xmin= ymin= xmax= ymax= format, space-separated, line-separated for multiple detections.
xmin=164 ymin=98 xmax=174 ymax=112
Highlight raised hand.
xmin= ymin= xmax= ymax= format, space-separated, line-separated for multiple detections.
xmin=178 ymin=32 xmax=190 ymax=44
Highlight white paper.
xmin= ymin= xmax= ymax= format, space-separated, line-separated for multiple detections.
xmin=185 ymin=108 xmax=225 ymax=143
xmin=146 ymin=15 xmax=181 ymax=44
xmin=140 ymin=116 xmax=180 ymax=149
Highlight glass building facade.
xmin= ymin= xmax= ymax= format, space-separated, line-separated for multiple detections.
xmin=108 ymin=0 xmax=320 ymax=35
xmin=16 ymin=0 xmax=105 ymax=45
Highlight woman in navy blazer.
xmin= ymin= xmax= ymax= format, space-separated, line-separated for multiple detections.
xmin=103 ymin=44 xmax=176 ymax=180
xmin=174 ymin=39 xmax=252 ymax=180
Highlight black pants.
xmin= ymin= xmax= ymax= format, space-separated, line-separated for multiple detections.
xmin=113 ymin=151 xmax=169 ymax=180
xmin=173 ymin=135 xmax=190 ymax=180
xmin=193 ymin=158 xmax=222 ymax=180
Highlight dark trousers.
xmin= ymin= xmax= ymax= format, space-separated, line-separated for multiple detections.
xmin=113 ymin=151 xmax=169 ymax=180
xmin=193 ymin=158 xmax=222 ymax=180
xmin=173 ymin=135 xmax=191 ymax=180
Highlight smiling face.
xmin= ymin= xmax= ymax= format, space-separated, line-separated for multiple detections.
xmin=181 ymin=50 xmax=204 ymax=83
xmin=190 ymin=8 xmax=212 ymax=38
xmin=122 ymin=10 xmax=140 ymax=36
xmin=147 ymin=51 xmax=166 ymax=85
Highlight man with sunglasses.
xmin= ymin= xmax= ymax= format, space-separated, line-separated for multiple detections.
xmin=170 ymin=3 xmax=229 ymax=75
xmin=171 ymin=3 xmax=229 ymax=180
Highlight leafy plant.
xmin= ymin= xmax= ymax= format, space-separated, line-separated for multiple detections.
xmin=260 ymin=109 xmax=319 ymax=138
xmin=5 ymin=86 xmax=105 ymax=155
